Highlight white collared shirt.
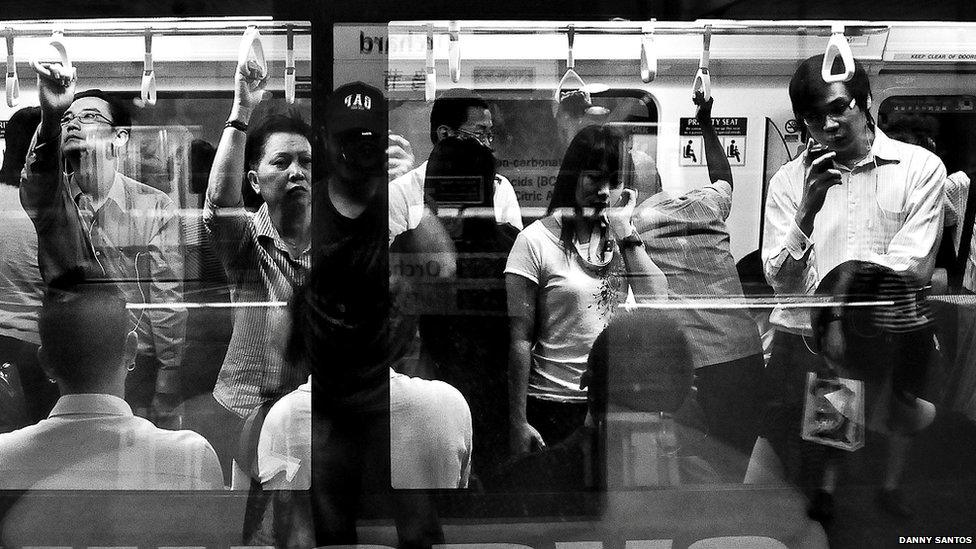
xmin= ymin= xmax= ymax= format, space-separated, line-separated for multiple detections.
xmin=0 ymin=393 xmax=224 ymax=490
xmin=68 ymin=170 xmax=127 ymax=214
xmin=762 ymin=128 xmax=946 ymax=334
xmin=388 ymin=161 xmax=523 ymax=243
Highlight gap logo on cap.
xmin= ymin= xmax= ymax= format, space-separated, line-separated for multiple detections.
xmin=344 ymin=93 xmax=373 ymax=111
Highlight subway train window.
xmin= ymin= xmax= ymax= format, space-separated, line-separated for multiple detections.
xmin=0 ymin=16 xmax=313 ymax=544
xmin=1 ymin=10 xmax=976 ymax=549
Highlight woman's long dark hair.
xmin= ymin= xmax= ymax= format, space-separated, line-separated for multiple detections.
xmin=546 ymin=125 xmax=625 ymax=251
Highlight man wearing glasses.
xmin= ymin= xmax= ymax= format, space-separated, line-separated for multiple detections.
xmin=759 ymin=55 xmax=946 ymax=520
xmin=19 ymin=66 xmax=186 ymax=430
xmin=388 ymin=89 xmax=523 ymax=242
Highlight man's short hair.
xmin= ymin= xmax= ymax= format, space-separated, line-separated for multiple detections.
xmin=429 ymin=89 xmax=490 ymax=144
xmin=73 ymin=89 xmax=132 ymax=129
xmin=38 ymin=273 xmax=129 ymax=387
xmin=244 ymin=114 xmax=315 ymax=171
xmin=789 ymin=54 xmax=874 ymax=137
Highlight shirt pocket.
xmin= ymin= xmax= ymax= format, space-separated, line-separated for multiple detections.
xmin=870 ymin=174 xmax=910 ymax=254
xmin=870 ymin=201 xmax=908 ymax=254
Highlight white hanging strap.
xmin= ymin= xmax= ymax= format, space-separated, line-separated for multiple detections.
xmin=566 ymin=24 xmax=575 ymax=70
xmin=31 ymin=29 xmax=75 ymax=83
xmin=140 ymin=29 xmax=156 ymax=106
xmin=285 ymin=24 xmax=296 ymax=104
xmin=5 ymin=29 xmax=18 ymax=108
xmin=555 ymin=24 xmax=587 ymax=103
xmin=822 ymin=24 xmax=855 ymax=83
xmin=639 ymin=20 xmax=656 ymax=84
xmin=425 ymin=23 xmax=436 ymax=102
xmin=448 ymin=21 xmax=460 ymax=83
xmin=692 ymin=24 xmax=712 ymax=101
xmin=237 ymin=25 xmax=268 ymax=80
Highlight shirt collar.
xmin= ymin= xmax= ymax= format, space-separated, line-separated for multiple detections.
xmin=857 ymin=127 xmax=901 ymax=169
xmin=253 ymin=202 xmax=311 ymax=257
xmin=252 ymin=202 xmax=277 ymax=241
xmin=70 ymin=172 xmax=125 ymax=212
xmin=48 ymin=393 xmax=133 ymax=418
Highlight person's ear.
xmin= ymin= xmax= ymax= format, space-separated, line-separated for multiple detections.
xmin=247 ymin=170 xmax=261 ymax=196
xmin=865 ymin=95 xmax=873 ymax=110
xmin=109 ymin=128 xmax=129 ymax=159
xmin=123 ymin=329 xmax=138 ymax=368
xmin=435 ymin=124 xmax=454 ymax=142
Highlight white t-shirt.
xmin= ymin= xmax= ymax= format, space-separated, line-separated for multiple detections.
xmin=388 ymin=161 xmax=523 ymax=242
xmin=258 ymin=372 xmax=472 ymax=490
xmin=504 ymin=219 xmax=626 ymax=403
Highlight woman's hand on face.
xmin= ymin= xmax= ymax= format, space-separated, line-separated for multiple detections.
xmin=607 ymin=188 xmax=638 ymax=239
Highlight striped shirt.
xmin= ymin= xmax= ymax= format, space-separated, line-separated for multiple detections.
xmin=633 ymin=180 xmax=762 ymax=369
xmin=763 ymin=128 xmax=946 ymax=335
xmin=204 ymin=196 xmax=310 ymax=418
xmin=871 ymin=272 xmax=933 ymax=334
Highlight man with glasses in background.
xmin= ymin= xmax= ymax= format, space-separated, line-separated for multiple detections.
xmin=759 ymin=54 xmax=946 ymax=521
xmin=19 ymin=63 xmax=186 ymax=429
xmin=388 ymin=89 xmax=522 ymax=243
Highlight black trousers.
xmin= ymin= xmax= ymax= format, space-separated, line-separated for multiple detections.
xmin=694 ymin=352 xmax=766 ymax=480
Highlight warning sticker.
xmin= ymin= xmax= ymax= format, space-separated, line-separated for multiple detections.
xmin=679 ymin=117 xmax=747 ymax=166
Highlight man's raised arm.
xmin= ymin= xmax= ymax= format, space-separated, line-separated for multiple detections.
xmin=695 ymin=93 xmax=733 ymax=189
xmin=20 ymin=61 xmax=96 ymax=284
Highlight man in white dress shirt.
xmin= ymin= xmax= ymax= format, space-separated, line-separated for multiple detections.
xmin=388 ymin=89 xmax=522 ymax=242
xmin=0 ymin=276 xmax=223 ymax=490
xmin=757 ymin=54 xmax=945 ymax=521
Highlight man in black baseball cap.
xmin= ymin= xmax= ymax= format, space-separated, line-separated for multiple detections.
xmin=317 ymin=81 xmax=390 ymax=249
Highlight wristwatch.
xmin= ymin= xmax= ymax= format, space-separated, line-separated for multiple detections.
xmin=618 ymin=227 xmax=644 ymax=248
xmin=224 ymin=119 xmax=248 ymax=133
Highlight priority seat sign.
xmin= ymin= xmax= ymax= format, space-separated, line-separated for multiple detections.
xmin=679 ymin=117 xmax=747 ymax=166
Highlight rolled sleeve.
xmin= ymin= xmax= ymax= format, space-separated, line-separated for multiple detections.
xmin=203 ymin=194 xmax=253 ymax=274
xmin=762 ymin=168 xmax=818 ymax=296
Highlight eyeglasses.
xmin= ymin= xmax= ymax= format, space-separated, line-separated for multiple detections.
xmin=60 ymin=111 xmax=114 ymax=126
xmin=801 ymin=98 xmax=858 ymax=127
xmin=456 ymin=127 xmax=494 ymax=148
